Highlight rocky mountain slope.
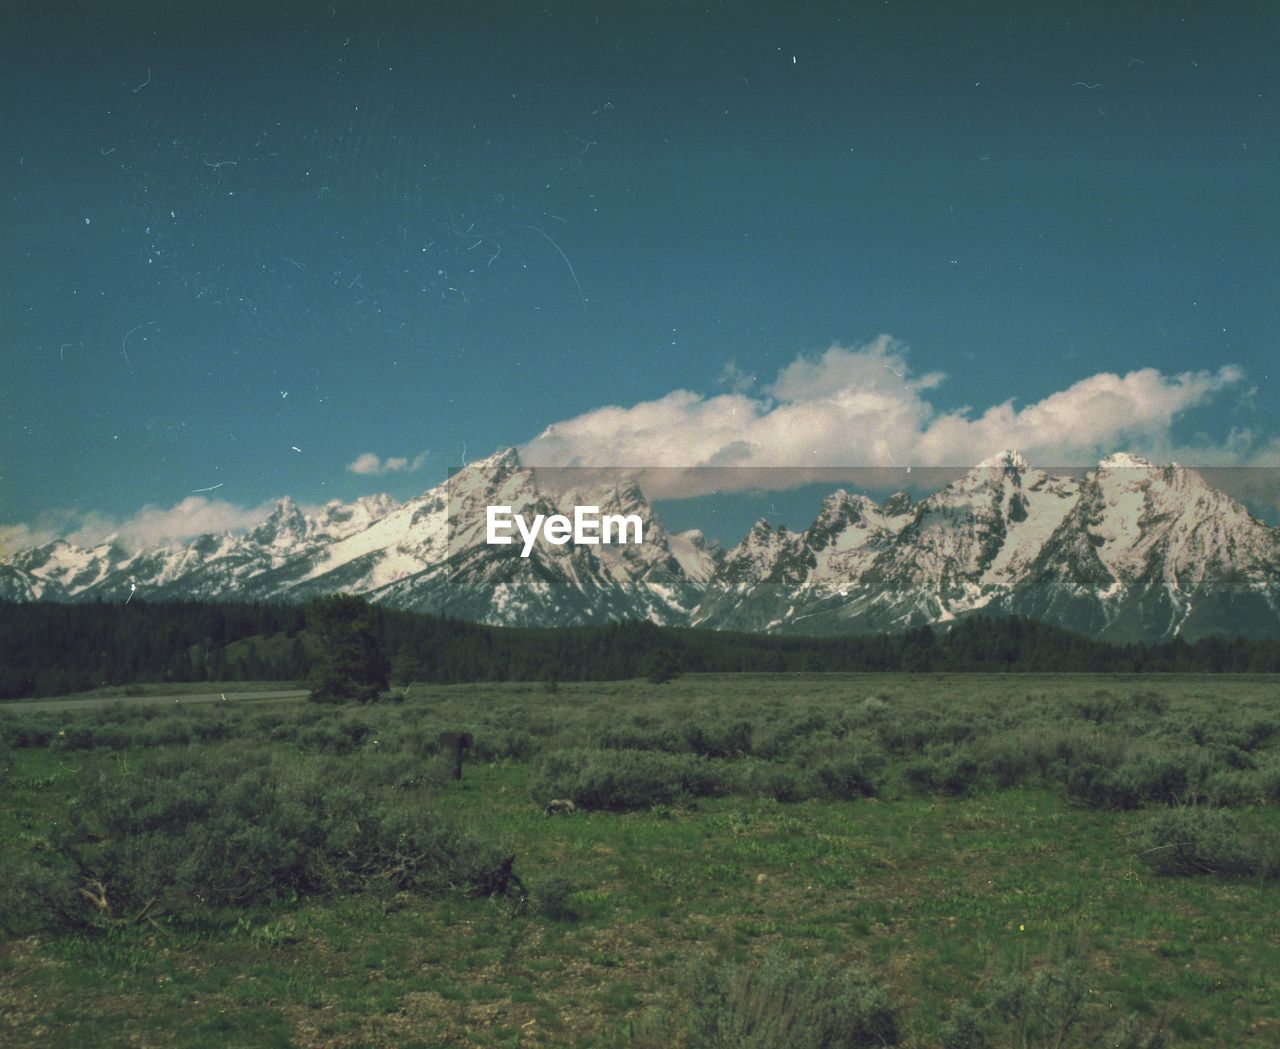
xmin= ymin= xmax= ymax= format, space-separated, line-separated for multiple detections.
xmin=4 ymin=449 xmax=1278 ymax=642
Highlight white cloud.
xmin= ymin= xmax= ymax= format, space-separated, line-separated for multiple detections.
xmin=519 ymin=335 xmax=1261 ymax=496
xmin=126 ymin=499 xmax=276 ymax=549
xmin=4 ymin=447 xmax=432 ymax=557
xmin=348 ymin=452 xmax=385 ymax=475
xmin=110 ymin=497 xmax=277 ymax=550
xmin=716 ymin=360 xmax=757 ymax=395
xmin=0 ymin=497 xmax=284 ymax=555
xmin=0 ymin=521 xmax=60 ymax=555
xmin=346 ymin=449 xmax=430 ymax=475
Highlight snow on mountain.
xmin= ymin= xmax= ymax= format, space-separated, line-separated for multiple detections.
xmin=1002 ymin=456 xmax=1280 ymax=641
xmin=297 ymin=450 xmax=709 ymax=626
xmin=776 ymin=453 xmax=1075 ymax=632
xmin=667 ymin=529 xmax=720 ymax=585
xmin=4 ymin=450 xmax=1279 ymax=641
xmin=806 ymin=489 xmax=912 ymax=591
xmin=689 ymin=519 xmax=812 ymax=630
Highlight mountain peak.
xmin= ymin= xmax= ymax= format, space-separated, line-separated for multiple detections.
xmin=7 ymin=452 xmax=1280 ymax=643
xmin=469 ymin=447 xmax=521 ymax=470
xmin=1097 ymin=452 xmax=1156 ymax=469
xmin=975 ymin=449 xmax=1029 ymax=472
xmin=250 ymin=496 xmax=309 ymax=546
xmin=811 ymin=489 xmax=877 ymax=529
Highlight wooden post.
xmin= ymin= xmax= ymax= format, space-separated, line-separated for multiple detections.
xmin=439 ymin=730 xmax=472 ymax=781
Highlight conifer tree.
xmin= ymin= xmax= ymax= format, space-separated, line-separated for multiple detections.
xmin=305 ymin=594 xmax=390 ymax=703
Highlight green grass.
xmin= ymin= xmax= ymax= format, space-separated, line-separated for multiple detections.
xmin=1 ymin=673 xmax=1278 ymax=1046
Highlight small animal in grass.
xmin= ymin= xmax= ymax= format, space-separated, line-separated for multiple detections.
xmin=544 ymin=798 xmax=577 ymax=818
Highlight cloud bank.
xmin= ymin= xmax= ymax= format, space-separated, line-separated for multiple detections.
xmin=0 ymin=497 xmax=286 ymax=556
xmin=520 ymin=336 xmax=1258 ymax=496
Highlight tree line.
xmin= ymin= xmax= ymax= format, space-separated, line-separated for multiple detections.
xmin=1 ymin=597 xmax=1278 ymax=700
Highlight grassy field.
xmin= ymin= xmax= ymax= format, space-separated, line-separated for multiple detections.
xmin=1 ymin=673 xmax=1278 ymax=1047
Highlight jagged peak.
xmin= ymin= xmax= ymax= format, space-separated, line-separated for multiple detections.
xmin=268 ymin=494 xmax=303 ymax=517
xmin=251 ymin=496 xmax=309 ymax=544
xmin=469 ymin=446 xmax=521 ymax=470
xmin=974 ymin=449 xmax=1029 ymax=472
xmin=809 ymin=489 xmax=879 ymax=534
xmin=817 ymin=488 xmax=879 ymax=513
xmin=440 ymin=447 xmax=529 ymax=501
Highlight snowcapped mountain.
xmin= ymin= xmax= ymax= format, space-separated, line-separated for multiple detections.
xmin=700 ymin=451 xmax=1280 ymax=641
xmin=0 ymin=449 xmax=713 ymax=628
xmin=993 ymin=454 xmax=1280 ymax=641
xmin=3 ymin=449 xmax=1279 ymax=641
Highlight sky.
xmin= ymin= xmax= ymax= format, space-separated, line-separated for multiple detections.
xmin=2 ymin=0 xmax=1277 ymax=551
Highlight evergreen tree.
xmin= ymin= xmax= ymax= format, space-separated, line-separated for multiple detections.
xmin=287 ymin=637 xmax=309 ymax=679
xmin=206 ymin=644 xmax=227 ymax=683
xmin=305 ymin=594 xmax=390 ymax=703
xmin=390 ymin=644 xmax=424 ymax=687
xmin=646 ymin=648 xmax=682 ymax=684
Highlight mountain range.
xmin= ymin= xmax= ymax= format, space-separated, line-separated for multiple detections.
xmin=4 ymin=449 xmax=1279 ymax=643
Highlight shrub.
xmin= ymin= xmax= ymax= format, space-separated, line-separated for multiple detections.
xmin=980 ymin=737 xmax=1035 ymax=790
xmin=1012 ymin=726 xmax=1121 ymax=777
xmin=49 ymin=725 xmax=96 ymax=752
xmin=814 ymin=756 xmax=879 ymax=799
xmin=0 ymin=719 xmax=55 ymax=749
xmin=531 ymin=748 xmax=729 ymax=811
xmin=595 ymin=723 xmax=684 ymax=753
xmin=133 ymin=717 xmax=194 ymax=748
xmin=904 ymin=749 xmax=982 ymax=796
xmin=0 ymin=747 xmax=521 ymax=935
xmin=1203 ymin=769 xmax=1266 ymax=807
xmin=1064 ymin=751 xmax=1203 ymax=810
xmin=360 ymin=751 xmax=449 ymax=792
xmin=470 ymin=729 xmax=538 ymax=762
xmin=759 ymin=765 xmax=818 ymax=803
xmin=1071 ymin=694 xmax=1116 ymax=724
xmin=191 ymin=717 xmax=235 ymax=744
xmin=678 ymin=951 xmax=899 ymax=1048
xmin=987 ymin=961 xmax=1087 ymax=1049
xmin=942 ymin=965 xmax=1169 ymax=1049
xmin=686 ymin=718 xmax=753 ymax=758
xmin=247 ymin=711 xmax=288 ymax=734
xmin=1240 ymin=718 xmax=1278 ymax=751
xmin=1260 ymin=763 xmax=1280 ymax=803
xmin=939 ymin=1004 xmax=988 ymax=1049
xmin=1129 ymin=690 xmax=1168 ymax=717
xmin=296 ymin=723 xmax=356 ymax=755
xmin=1134 ymin=807 xmax=1277 ymax=879
xmin=528 ymin=872 xmax=579 ymax=921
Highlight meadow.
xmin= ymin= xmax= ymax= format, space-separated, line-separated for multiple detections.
xmin=1 ymin=673 xmax=1277 ymax=1047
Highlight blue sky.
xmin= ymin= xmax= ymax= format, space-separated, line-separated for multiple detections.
xmin=2 ymin=1 xmax=1277 ymax=549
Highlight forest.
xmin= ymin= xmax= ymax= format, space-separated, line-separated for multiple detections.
xmin=2 ymin=598 xmax=1279 ymax=700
